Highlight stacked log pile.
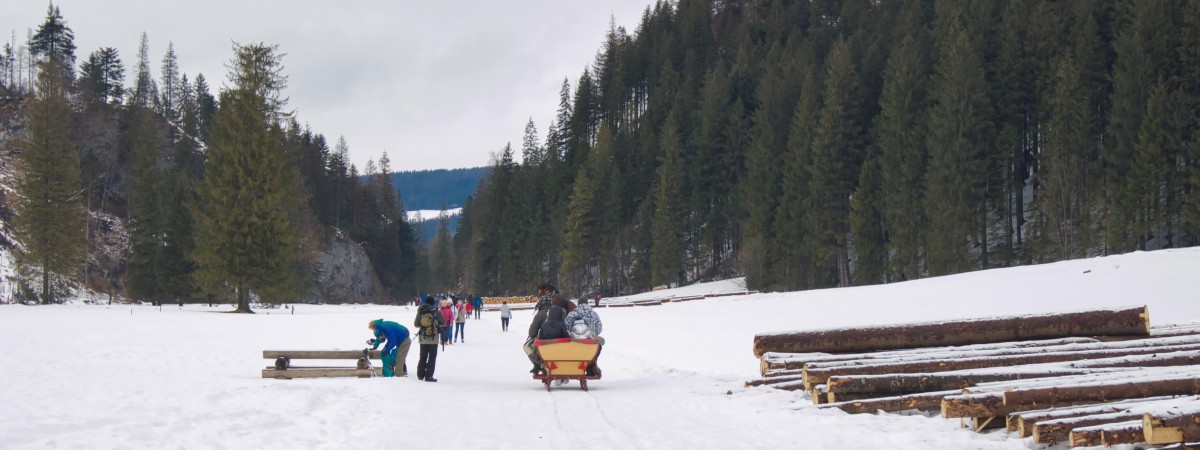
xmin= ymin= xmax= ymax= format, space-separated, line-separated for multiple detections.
xmin=747 ymin=306 xmax=1200 ymax=448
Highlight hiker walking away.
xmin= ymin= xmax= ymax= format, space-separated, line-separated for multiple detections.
xmin=473 ymin=295 xmax=483 ymax=319
xmin=439 ymin=299 xmax=455 ymax=347
xmin=368 ymin=319 xmax=412 ymax=377
xmin=565 ymin=297 xmax=605 ymax=376
xmin=414 ymin=297 xmax=444 ymax=382
xmin=500 ymin=301 xmax=511 ymax=331
xmin=454 ymin=299 xmax=468 ymax=343
xmin=594 ymin=292 xmax=602 ymax=307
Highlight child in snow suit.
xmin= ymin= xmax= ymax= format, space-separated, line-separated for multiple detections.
xmin=368 ymin=319 xmax=411 ymax=377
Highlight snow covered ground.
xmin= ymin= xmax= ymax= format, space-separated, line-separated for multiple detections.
xmin=2 ymin=248 xmax=1199 ymax=449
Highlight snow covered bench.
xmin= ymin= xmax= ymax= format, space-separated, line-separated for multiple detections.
xmin=261 ymin=349 xmax=381 ymax=379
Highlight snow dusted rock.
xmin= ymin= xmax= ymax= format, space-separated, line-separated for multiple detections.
xmin=305 ymin=232 xmax=385 ymax=304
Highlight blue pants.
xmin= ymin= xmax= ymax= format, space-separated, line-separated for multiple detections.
xmin=440 ymin=327 xmax=452 ymax=343
xmin=454 ymin=322 xmax=465 ymax=341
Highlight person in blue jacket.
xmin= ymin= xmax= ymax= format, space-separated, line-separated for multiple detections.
xmin=368 ymin=319 xmax=411 ymax=377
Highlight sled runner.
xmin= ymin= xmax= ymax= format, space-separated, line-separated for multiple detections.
xmin=532 ymin=338 xmax=602 ymax=391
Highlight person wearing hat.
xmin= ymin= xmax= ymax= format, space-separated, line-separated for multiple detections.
xmin=414 ymin=296 xmax=443 ymax=382
xmin=523 ymin=283 xmax=556 ymax=374
xmin=564 ymin=297 xmax=604 ymax=376
xmin=368 ymin=319 xmax=411 ymax=377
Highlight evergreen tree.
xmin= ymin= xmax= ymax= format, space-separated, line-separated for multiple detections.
xmin=129 ymin=33 xmax=157 ymax=109
xmin=78 ymin=47 xmax=123 ymax=105
xmin=28 ymin=2 xmax=76 ymax=81
xmin=850 ymin=151 xmax=886 ymax=285
xmin=875 ymin=33 xmax=930 ymax=281
xmin=125 ymin=105 xmax=171 ymax=304
xmin=12 ymin=60 xmax=84 ymax=304
xmin=806 ymin=39 xmax=864 ymax=287
xmin=650 ymin=111 xmax=685 ymax=287
xmin=192 ymin=43 xmax=304 ymax=313
xmin=429 ymin=210 xmax=454 ymax=292
xmin=924 ymin=12 xmax=994 ymax=276
xmin=1031 ymin=51 xmax=1090 ymax=260
xmin=159 ymin=42 xmax=181 ymax=123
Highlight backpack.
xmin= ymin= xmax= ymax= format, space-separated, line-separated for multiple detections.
xmin=418 ymin=311 xmax=438 ymax=337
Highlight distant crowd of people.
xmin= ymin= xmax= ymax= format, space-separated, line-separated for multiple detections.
xmin=366 ymin=286 xmax=604 ymax=383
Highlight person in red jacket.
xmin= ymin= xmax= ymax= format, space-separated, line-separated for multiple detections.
xmin=439 ymin=299 xmax=455 ymax=348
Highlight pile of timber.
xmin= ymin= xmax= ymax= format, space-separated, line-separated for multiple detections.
xmin=747 ymin=307 xmax=1200 ymax=448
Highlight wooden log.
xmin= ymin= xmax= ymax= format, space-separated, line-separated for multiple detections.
xmin=1067 ymin=349 xmax=1200 ymax=369
xmin=759 ymin=337 xmax=1100 ymax=375
xmin=262 ymin=368 xmax=374 ymax=379
xmin=825 ymin=367 xmax=1128 ymax=395
xmin=1014 ymin=396 xmax=1182 ymax=438
xmin=942 ymin=368 xmax=1200 ymax=418
xmin=940 ymin=392 xmax=1009 ymax=419
xmin=819 ymin=390 xmax=956 ymax=414
xmin=752 ymin=305 xmax=1149 ymax=357
xmin=1003 ymin=371 xmax=1200 ymax=410
xmin=803 ymin=342 xmax=1200 ymax=389
xmin=1068 ymin=420 xmax=1143 ymax=447
xmin=763 ymin=368 xmax=805 ymax=378
xmin=744 ymin=374 xmax=806 ymax=388
xmin=1035 ymin=411 xmax=1145 ymax=444
xmin=812 ymin=385 xmax=829 ymax=405
xmin=263 ymin=350 xmax=381 ymax=359
xmin=1144 ymin=405 xmax=1200 ymax=445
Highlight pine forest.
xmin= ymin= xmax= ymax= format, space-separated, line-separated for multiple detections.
xmin=1 ymin=0 xmax=1198 ymax=306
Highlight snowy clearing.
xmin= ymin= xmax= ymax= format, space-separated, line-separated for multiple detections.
xmin=2 ymin=248 xmax=1198 ymax=449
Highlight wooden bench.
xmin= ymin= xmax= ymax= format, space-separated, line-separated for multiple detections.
xmin=532 ymin=338 xmax=602 ymax=391
xmin=262 ymin=350 xmax=382 ymax=379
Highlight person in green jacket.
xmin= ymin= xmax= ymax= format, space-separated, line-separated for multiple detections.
xmin=368 ymin=319 xmax=411 ymax=377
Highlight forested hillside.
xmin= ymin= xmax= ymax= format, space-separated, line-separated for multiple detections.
xmin=0 ymin=5 xmax=428 ymax=305
xmin=389 ymin=167 xmax=487 ymax=211
xmin=457 ymin=0 xmax=1200 ymax=298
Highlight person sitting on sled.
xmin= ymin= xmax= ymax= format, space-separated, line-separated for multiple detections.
xmin=564 ymin=296 xmax=604 ymax=376
xmin=368 ymin=319 xmax=411 ymax=377
xmin=524 ymin=283 xmax=557 ymax=374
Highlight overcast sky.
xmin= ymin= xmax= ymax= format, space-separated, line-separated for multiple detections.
xmin=4 ymin=1 xmax=659 ymax=171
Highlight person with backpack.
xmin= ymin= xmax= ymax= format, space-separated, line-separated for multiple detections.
xmin=368 ymin=319 xmax=411 ymax=377
xmin=500 ymin=301 xmax=511 ymax=331
xmin=454 ymin=299 xmax=468 ymax=343
xmin=564 ymin=297 xmax=605 ymax=376
xmin=413 ymin=297 xmax=444 ymax=382
xmin=473 ymin=295 xmax=483 ymax=319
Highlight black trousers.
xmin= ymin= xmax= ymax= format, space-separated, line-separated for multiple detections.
xmin=501 ymin=317 xmax=510 ymax=330
xmin=417 ymin=343 xmax=438 ymax=379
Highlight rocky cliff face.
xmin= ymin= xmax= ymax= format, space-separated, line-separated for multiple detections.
xmin=305 ymin=233 xmax=385 ymax=304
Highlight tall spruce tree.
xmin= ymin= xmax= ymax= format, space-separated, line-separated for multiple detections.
xmin=192 ymin=43 xmax=304 ymax=313
xmin=924 ymin=11 xmax=994 ymax=276
xmin=806 ymin=39 xmax=864 ymax=287
xmin=650 ymin=111 xmax=685 ymax=287
xmin=12 ymin=59 xmax=84 ymax=304
xmin=78 ymin=47 xmax=123 ymax=106
xmin=875 ymin=33 xmax=929 ymax=281
xmin=28 ymin=2 xmax=75 ymax=82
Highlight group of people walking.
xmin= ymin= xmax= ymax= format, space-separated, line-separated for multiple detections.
xmin=366 ymin=285 xmax=604 ymax=384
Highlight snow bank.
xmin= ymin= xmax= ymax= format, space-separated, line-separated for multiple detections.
xmin=1 ymin=248 xmax=1197 ymax=449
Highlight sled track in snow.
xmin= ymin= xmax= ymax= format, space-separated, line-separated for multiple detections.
xmin=587 ymin=390 xmax=644 ymax=450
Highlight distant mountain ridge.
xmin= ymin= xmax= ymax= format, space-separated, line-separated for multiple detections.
xmin=388 ymin=167 xmax=488 ymax=211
